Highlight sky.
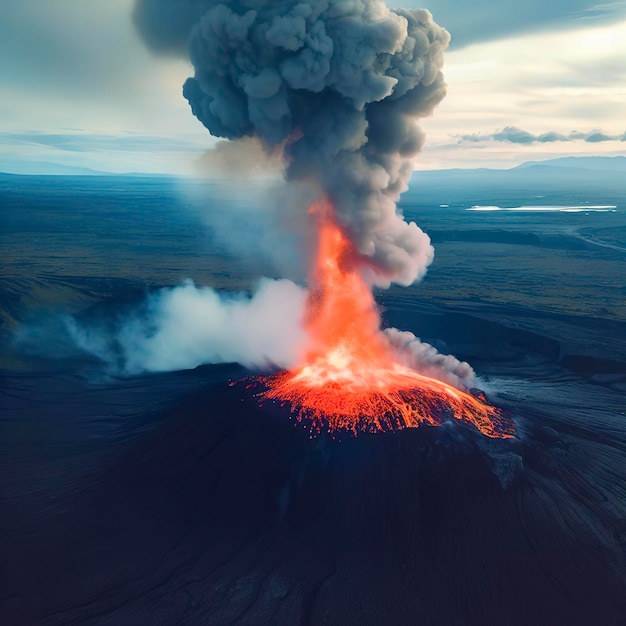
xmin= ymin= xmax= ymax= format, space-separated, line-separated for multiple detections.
xmin=1 ymin=0 xmax=625 ymax=174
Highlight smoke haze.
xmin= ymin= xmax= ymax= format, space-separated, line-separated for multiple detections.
xmin=195 ymin=136 xmax=286 ymax=178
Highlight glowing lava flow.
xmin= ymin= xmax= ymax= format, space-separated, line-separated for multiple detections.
xmin=258 ymin=199 xmax=514 ymax=438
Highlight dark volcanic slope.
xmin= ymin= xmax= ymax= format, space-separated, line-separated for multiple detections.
xmin=1 ymin=176 xmax=625 ymax=625
xmin=1 ymin=368 xmax=625 ymax=625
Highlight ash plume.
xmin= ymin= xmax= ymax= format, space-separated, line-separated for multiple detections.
xmin=134 ymin=0 xmax=450 ymax=286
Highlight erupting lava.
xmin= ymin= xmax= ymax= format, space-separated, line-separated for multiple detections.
xmin=259 ymin=198 xmax=513 ymax=439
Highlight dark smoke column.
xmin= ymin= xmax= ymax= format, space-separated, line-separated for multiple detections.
xmin=134 ymin=0 xmax=450 ymax=286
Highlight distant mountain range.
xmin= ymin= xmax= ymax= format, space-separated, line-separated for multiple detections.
xmin=406 ymin=156 xmax=626 ymax=202
xmin=0 ymin=160 xmax=166 ymax=177
xmin=1 ymin=155 xmax=625 ymax=181
xmin=0 ymin=160 xmax=110 ymax=176
xmin=409 ymin=156 xmax=626 ymax=179
xmin=514 ymin=156 xmax=626 ymax=172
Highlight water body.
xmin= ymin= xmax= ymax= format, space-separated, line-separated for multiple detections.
xmin=1 ymin=175 xmax=625 ymax=625
xmin=467 ymin=205 xmax=618 ymax=212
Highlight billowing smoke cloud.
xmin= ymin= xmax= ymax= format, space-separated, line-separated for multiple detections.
xmin=384 ymin=328 xmax=476 ymax=388
xmin=134 ymin=0 xmax=450 ymax=286
xmin=460 ymin=126 xmax=626 ymax=145
xmin=66 ymin=279 xmax=307 ymax=375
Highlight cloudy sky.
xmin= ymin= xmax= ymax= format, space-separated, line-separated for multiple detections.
xmin=1 ymin=0 xmax=625 ymax=174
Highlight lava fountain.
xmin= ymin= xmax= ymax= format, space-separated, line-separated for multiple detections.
xmin=258 ymin=198 xmax=514 ymax=439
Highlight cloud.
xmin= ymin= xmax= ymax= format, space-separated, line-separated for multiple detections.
xmin=396 ymin=0 xmax=626 ymax=47
xmin=0 ymin=131 xmax=207 ymax=153
xmin=0 ymin=0 xmax=208 ymax=143
xmin=132 ymin=0 xmax=624 ymax=54
xmin=493 ymin=128 xmax=536 ymax=145
xmin=2 ymin=0 xmax=624 ymax=174
xmin=133 ymin=0 xmax=208 ymax=55
xmin=407 ymin=15 xmax=626 ymax=169
xmin=132 ymin=0 xmax=626 ymax=53
xmin=1 ymin=0 xmax=147 ymax=98
xmin=584 ymin=131 xmax=615 ymax=143
xmin=459 ymin=126 xmax=626 ymax=145
xmin=0 ymin=129 xmax=212 ymax=175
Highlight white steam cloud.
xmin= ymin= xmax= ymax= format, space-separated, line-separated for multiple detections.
xmin=67 ymin=279 xmax=306 ymax=375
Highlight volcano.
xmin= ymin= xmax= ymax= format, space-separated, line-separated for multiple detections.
xmin=2 ymin=175 xmax=625 ymax=625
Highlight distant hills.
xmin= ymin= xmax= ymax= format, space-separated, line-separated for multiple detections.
xmin=514 ymin=156 xmax=626 ymax=172
xmin=409 ymin=156 xmax=626 ymax=180
xmin=0 ymin=160 xmax=109 ymax=176
xmin=406 ymin=156 xmax=626 ymax=203
xmin=0 ymin=160 xmax=167 ymax=177
xmin=1 ymin=155 xmax=625 ymax=183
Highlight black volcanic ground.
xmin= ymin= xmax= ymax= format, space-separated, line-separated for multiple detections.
xmin=1 ymin=175 xmax=625 ymax=625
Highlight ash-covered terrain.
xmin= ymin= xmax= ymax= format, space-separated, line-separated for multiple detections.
xmin=1 ymin=172 xmax=625 ymax=625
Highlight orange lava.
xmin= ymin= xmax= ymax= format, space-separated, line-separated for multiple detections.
xmin=258 ymin=198 xmax=514 ymax=438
